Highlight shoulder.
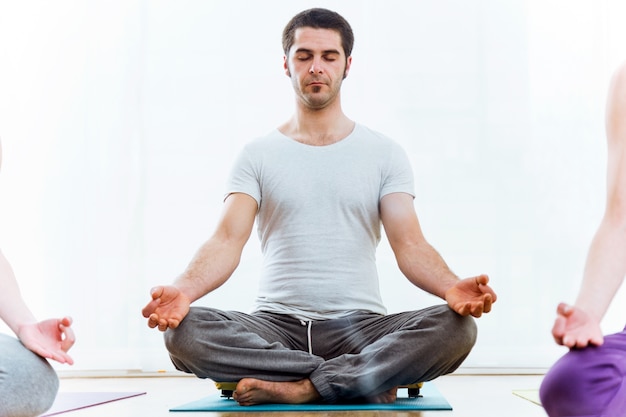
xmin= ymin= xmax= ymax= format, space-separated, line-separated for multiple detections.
xmin=241 ymin=129 xmax=286 ymax=151
xmin=355 ymin=124 xmax=394 ymax=143
xmin=353 ymin=124 xmax=406 ymax=153
xmin=233 ymin=130 xmax=291 ymax=165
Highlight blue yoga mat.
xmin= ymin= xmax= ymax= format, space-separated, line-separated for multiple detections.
xmin=170 ymin=382 xmax=451 ymax=412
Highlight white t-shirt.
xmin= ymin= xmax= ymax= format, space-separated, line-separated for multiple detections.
xmin=226 ymin=124 xmax=415 ymax=320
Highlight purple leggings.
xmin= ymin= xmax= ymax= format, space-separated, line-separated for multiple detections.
xmin=540 ymin=327 xmax=626 ymax=417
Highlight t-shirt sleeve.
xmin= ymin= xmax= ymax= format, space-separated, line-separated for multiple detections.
xmin=380 ymin=143 xmax=415 ymax=199
xmin=225 ymin=146 xmax=261 ymax=204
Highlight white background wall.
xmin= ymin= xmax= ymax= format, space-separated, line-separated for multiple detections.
xmin=1 ymin=0 xmax=625 ymax=373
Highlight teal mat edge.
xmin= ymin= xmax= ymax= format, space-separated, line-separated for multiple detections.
xmin=170 ymin=382 xmax=452 ymax=412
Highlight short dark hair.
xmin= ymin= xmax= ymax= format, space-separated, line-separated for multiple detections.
xmin=282 ymin=8 xmax=354 ymax=58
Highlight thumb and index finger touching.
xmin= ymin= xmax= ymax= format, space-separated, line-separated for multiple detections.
xmin=141 ymin=286 xmax=166 ymax=318
xmin=142 ymin=285 xmax=188 ymax=331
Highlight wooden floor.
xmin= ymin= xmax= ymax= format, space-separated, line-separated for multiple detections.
xmin=52 ymin=372 xmax=547 ymax=417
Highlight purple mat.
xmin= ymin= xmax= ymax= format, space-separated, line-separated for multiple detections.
xmin=41 ymin=392 xmax=146 ymax=416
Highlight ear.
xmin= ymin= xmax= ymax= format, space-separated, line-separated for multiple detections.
xmin=343 ymin=56 xmax=353 ymax=79
xmin=283 ymin=55 xmax=291 ymax=77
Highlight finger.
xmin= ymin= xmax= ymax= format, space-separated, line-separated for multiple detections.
xmin=61 ymin=352 xmax=74 ymax=365
xmin=150 ymin=286 xmax=164 ymax=300
xmin=157 ymin=319 xmax=169 ymax=332
xmin=455 ymin=303 xmax=471 ymax=316
xmin=475 ymin=274 xmax=489 ymax=286
xmin=551 ymin=319 xmax=563 ymax=344
xmin=147 ymin=313 xmax=161 ymax=329
xmin=60 ymin=325 xmax=76 ymax=352
xmin=60 ymin=316 xmax=73 ymax=327
xmin=556 ymin=303 xmax=573 ymax=317
xmin=552 ymin=316 xmax=567 ymax=345
xmin=142 ymin=299 xmax=161 ymax=318
xmin=590 ymin=335 xmax=604 ymax=346
xmin=574 ymin=337 xmax=591 ymax=349
xmin=561 ymin=333 xmax=578 ymax=348
xmin=470 ymin=302 xmax=483 ymax=318
xmin=482 ymin=294 xmax=493 ymax=314
xmin=477 ymin=278 xmax=497 ymax=300
xmin=49 ymin=350 xmax=74 ymax=365
xmin=482 ymin=285 xmax=497 ymax=302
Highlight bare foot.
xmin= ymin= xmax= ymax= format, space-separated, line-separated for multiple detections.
xmin=368 ymin=387 xmax=398 ymax=404
xmin=233 ymin=378 xmax=321 ymax=406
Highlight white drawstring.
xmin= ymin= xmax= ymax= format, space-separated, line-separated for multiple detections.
xmin=300 ymin=320 xmax=313 ymax=354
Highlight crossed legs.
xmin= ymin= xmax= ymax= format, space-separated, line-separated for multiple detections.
xmin=165 ymin=305 xmax=476 ymax=404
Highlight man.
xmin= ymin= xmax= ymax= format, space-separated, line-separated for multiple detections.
xmin=142 ymin=8 xmax=496 ymax=405
xmin=0 ymin=139 xmax=76 ymax=417
xmin=539 ymin=61 xmax=626 ymax=416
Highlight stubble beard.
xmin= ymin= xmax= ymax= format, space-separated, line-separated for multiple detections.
xmin=297 ymin=79 xmax=342 ymax=110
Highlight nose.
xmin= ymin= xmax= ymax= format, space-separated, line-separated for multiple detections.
xmin=309 ymin=58 xmax=323 ymax=74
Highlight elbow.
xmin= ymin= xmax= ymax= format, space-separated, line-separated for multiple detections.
xmin=603 ymin=204 xmax=626 ymax=232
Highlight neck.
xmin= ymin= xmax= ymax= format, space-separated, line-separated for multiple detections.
xmin=279 ymin=100 xmax=354 ymax=146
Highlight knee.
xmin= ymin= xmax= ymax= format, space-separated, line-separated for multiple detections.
xmin=412 ymin=306 xmax=477 ymax=364
xmin=540 ymin=347 xmax=622 ymax=417
xmin=439 ymin=307 xmax=477 ymax=354
xmin=164 ymin=307 xmax=223 ymax=358
xmin=29 ymin=363 xmax=59 ymax=416
xmin=456 ymin=314 xmax=477 ymax=351
xmin=540 ymin=354 xmax=587 ymax=416
xmin=0 ymin=337 xmax=59 ymax=417
xmin=164 ymin=308 xmax=201 ymax=356
xmin=401 ymin=307 xmax=477 ymax=380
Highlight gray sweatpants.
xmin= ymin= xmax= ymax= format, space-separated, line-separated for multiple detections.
xmin=0 ymin=333 xmax=59 ymax=417
xmin=164 ymin=304 xmax=476 ymax=403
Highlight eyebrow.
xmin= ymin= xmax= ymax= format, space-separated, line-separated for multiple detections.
xmin=294 ymin=48 xmax=341 ymax=55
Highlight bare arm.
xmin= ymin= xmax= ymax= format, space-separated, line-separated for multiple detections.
xmin=380 ymin=193 xmax=458 ymax=297
xmin=0 ymin=250 xmax=38 ymax=334
xmin=142 ymin=192 xmax=257 ymax=330
xmin=380 ymin=192 xmax=496 ymax=317
xmin=175 ymin=193 xmax=258 ymax=301
xmin=553 ymin=62 xmax=626 ymax=347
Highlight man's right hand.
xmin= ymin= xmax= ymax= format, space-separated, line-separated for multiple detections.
xmin=142 ymin=286 xmax=191 ymax=331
